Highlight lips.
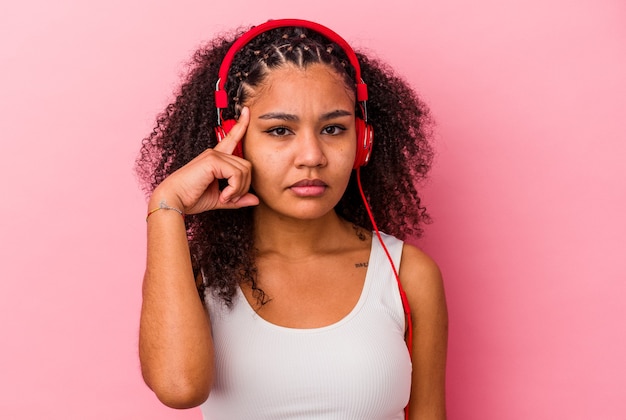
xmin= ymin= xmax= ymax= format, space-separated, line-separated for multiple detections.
xmin=289 ymin=179 xmax=328 ymax=197
xmin=290 ymin=179 xmax=327 ymax=188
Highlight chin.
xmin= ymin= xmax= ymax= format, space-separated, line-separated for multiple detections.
xmin=257 ymin=199 xmax=339 ymax=221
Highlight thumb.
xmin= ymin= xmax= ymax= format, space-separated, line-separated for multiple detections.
xmin=214 ymin=107 xmax=250 ymax=155
xmin=213 ymin=192 xmax=260 ymax=210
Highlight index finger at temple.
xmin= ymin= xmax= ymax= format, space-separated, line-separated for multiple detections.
xmin=214 ymin=107 xmax=250 ymax=155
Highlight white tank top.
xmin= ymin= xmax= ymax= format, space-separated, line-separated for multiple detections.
xmin=201 ymin=232 xmax=412 ymax=419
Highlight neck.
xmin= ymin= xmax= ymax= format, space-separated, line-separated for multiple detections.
xmin=253 ymin=208 xmax=352 ymax=258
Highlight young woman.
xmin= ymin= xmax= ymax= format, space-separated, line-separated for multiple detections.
xmin=136 ymin=19 xmax=448 ymax=419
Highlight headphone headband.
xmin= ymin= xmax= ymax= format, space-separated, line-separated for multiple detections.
xmin=214 ymin=19 xmax=368 ymax=111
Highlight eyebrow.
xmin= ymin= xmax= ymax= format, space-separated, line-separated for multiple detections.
xmin=257 ymin=109 xmax=353 ymax=122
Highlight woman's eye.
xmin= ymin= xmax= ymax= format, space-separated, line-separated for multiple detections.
xmin=265 ymin=126 xmax=291 ymax=136
xmin=322 ymin=125 xmax=346 ymax=135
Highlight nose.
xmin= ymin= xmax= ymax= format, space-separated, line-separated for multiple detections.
xmin=293 ymin=130 xmax=327 ymax=168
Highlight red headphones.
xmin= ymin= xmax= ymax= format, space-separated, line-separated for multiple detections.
xmin=214 ymin=19 xmax=373 ymax=169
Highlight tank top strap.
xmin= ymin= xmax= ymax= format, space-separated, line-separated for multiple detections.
xmin=374 ymin=231 xmax=404 ymax=272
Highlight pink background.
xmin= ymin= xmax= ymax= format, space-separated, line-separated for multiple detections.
xmin=1 ymin=1 xmax=625 ymax=419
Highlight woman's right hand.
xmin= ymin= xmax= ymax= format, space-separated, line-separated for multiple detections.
xmin=150 ymin=107 xmax=259 ymax=215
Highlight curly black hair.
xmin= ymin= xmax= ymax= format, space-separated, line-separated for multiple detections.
xmin=135 ymin=23 xmax=434 ymax=306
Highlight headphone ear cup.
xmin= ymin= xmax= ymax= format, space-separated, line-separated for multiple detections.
xmin=214 ymin=119 xmax=244 ymax=158
xmin=354 ymin=118 xmax=374 ymax=169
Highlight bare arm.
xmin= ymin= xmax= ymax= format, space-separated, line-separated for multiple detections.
xmin=139 ymin=197 xmax=213 ymax=408
xmin=400 ymin=244 xmax=449 ymax=419
xmin=138 ymin=108 xmax=257 ymax=408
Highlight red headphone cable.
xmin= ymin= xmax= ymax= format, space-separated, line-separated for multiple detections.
xmin=356 ymin=168 xmax=412 ymax=420
xmin=356 ymin=168 xmax=414 ymax=355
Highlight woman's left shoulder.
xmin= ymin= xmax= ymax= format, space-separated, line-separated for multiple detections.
xmin=398 ymin=243 xmax=445 ymax=300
